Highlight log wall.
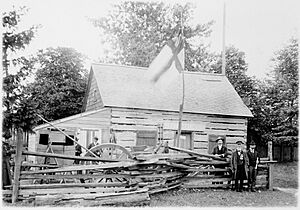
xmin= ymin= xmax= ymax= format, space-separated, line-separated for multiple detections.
xmin=110 ymin=107 xmax=248 ymax=153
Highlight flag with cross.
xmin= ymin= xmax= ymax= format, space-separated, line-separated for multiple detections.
xmin=148 ymin=34 xmax=184 ymax=83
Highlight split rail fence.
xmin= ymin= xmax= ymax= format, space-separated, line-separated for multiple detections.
xmin=3 ymin=132 xmax=276 ymax=206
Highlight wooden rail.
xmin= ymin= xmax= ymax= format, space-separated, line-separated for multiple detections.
xmin=4 ymin=139 xmax=276 ymax=206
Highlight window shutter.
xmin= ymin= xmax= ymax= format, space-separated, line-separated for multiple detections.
xmin=136 ymin=130 xmax=157 ymax=146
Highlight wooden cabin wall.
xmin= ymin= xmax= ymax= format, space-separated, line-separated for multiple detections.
xmin=31 ymin=109 xmax=112 ymax=166
xmin=110 ymin=107 xmax=247 ymax=153
xmin=84 ymin=70 xmax=104 ymax=112
xmin=35 ymin=129 xmax=76 ymax=166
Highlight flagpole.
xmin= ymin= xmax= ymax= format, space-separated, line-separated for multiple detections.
xmin=175 ymin=7 xmax=185 ymax=147
xmin=221 ymin=1 xmax=226 ymax=75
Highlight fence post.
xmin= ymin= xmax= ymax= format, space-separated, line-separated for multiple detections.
xmin=12 ymin=129 xmax=23 ymax=204
xmin=267 ymin=140 xmax=273 ymax=190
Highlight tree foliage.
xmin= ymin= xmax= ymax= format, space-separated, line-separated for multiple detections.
xmin=91 ymin=1 xmax=213 ymax=70
xmin=2 ymin=7 xmax=39 ymax=138
xmin=28 ymin=47 xmax=88 ymax=123
xmin=265 ymin=38 xmax=298 ymax=145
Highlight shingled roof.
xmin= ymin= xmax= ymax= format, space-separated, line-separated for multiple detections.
xmin=90 ymin=63 xmax=253 ymax=117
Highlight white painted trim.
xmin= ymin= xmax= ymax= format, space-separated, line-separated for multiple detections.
xmin=34 ymin=108 xmax=109 ymax=131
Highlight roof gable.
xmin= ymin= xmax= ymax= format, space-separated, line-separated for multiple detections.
xmin=89 ymin=63 xmax=253 ymax=117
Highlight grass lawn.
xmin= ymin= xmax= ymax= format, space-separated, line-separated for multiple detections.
xmin=273 ymin=161 xmax=298 ymax=188
xmin=150 ymin=162 xmax=298 ymax=207
xmin=3 ymin=162 xmax=298 ymax=207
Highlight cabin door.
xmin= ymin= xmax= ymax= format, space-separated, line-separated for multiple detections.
xmin=178 ymin=132 xmax=193 ymax=150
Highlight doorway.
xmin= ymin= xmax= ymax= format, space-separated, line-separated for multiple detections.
xmin=177 ymin=131 xmax=193 ymax=150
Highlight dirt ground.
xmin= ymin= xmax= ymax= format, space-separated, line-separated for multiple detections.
xmin=150 ymin=162 xmax=298 ymax=207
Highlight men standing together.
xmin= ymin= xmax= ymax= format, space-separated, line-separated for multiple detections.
xmin=230 ymin=139 xmax=260 ymax=192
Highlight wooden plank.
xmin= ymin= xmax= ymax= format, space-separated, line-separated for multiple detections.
xmin=187 ymin=174 xmax=231 ymax=179
xmin=55 ymin=123 xmax=109 ymax=129
xmin=183 ymin=160 xmax=230 ymax=166
xmin=117 ymin=140 xmax=136 ymax=147
xmin=184 ymin=177 xmax=232 ymax=184
xmin=20 ymin=173 xmax=131 ymax=180
xmin=162 ymin=131 xmax=175 ymax=139
xmin=34 ymin=188 xmax=149 ymax=206
xmin=112 ymin=124 xmax=158 ymax=131
xmin=163 ymin=121 xmax=205 ymax=131
xmin=208 ymin=122 xmax=247 ymax=130
xmin=183 ymin=183 xmax=230 ymax=188
xmin=149 ymin=183 xmax=181 ymax=194
xmin=115 ymin=131 xmax=136 ymax=140
xmin=194 ymin=141 xmax=208 ymax=148
xmin=112 ymin=108 xmax=209 ymax=120
xmin=15 ymin=181 xmax=132 ymax=190
xmin=137 ymin=171 xmax=183 ymax=179
xmin=10 ymin=162 xmax=60 ymax=168
xmin=194 ymin=148 xmax=208 ymax=154
xmin=21 ymin=162 xmax=136 ymax=175
xmin=268 ymin=164 xmax=273 ymax=190
xmin=111 ymin=117 xmax=159 ymax=126
xmin=3 ymin=186 xmax=138 ymax=196
xmin=225 ymin=137 xmax=246 ymax=144
xmin=206 ymin=129 xmax=246 ymax=136
xmin=135 ymin=153 xmax=192 ymax=160
xmin=12 ymin=129 xmax=23 ymax=204
xmin=186 ymin=168 xmax=230 ymax=173
xmin=168 ymin=146 xmax=227 ymax=161
xmin=193 ymin=134 xmax=208 ymax=142
xmin=267 ymin=140 xmax=273 ymax=190
xmin=22 ymin=150 xmax=120 ymax=162
xmin=206 ymin=116 xmax=246 ymax=124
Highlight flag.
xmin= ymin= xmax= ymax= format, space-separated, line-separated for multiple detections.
xmin=148 ymin=35 xmax=184 ymax=83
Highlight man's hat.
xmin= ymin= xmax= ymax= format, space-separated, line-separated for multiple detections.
xmin=216 ymin=136 xmax=224 ymax=142
xmin=249 ymin=140 xmax=256 ymax=145
xmin=236 ymin=140 xmax=244 ymax=145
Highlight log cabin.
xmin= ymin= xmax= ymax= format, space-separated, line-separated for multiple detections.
xmin=28 ymin=63 xmax=252 ymax=165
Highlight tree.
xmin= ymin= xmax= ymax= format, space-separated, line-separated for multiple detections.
xmin=209 ymin=46 xmax=267 ymax=145
xmin=266 ymin=38 xmax=298 ymax=145
xmin=90 ymin=1 xmax=214 ymax=70
xmin=2 ymin=7 xmax=39 ymax=138
xmin=210 ymin=46 xmax=256 ymax=99
xmin=28 ymin=47 xmax=88 ymax=122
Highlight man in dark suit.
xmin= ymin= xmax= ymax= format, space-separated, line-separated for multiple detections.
xmin=212 ymin=137 xmax=228 ymax=177
xmin=212 ymin=136 xmax=228 ymax=159
xmin=247 ymin=140 xmax=260 ymax=192
xmin=231 ymin=140 xmax=249 ymax=192
xmin=87 ymin=137 xmax=102 ymax=157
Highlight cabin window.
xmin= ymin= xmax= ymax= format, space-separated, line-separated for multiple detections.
xmin=65 ymin=135 xmax=75 ymax=146
xmin=208 ymin=134 xmax=226 ymax=154
xmin=39 ymin=134 xmax=49 ymax=145
xmin=136 ymin=130 xmax=157 ymax=147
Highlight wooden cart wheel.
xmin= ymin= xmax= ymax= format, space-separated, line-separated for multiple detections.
xmin=84 ymin=143 xmax=133 ymax=161
xmin=79 ymin=144 xmax=134 ymax=183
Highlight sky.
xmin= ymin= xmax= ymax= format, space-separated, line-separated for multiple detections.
xmin=3 ymin=0 xmax=299 ymax=79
